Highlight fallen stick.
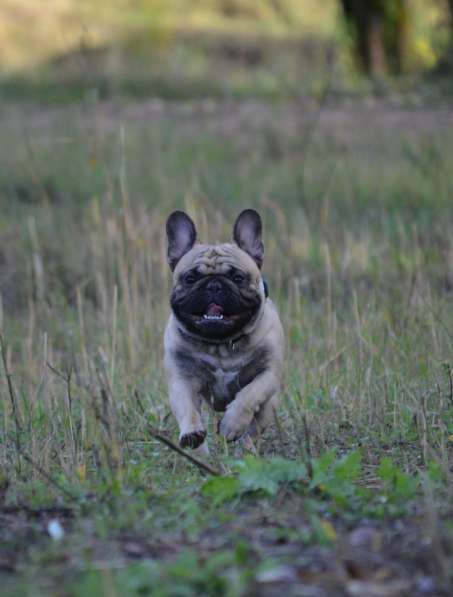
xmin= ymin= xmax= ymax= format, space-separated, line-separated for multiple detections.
xmin=147 ymin=427 xmax=221 ymax=476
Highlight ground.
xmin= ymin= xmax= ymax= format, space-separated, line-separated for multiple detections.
xmin=0 ymin=96 xmax=452 ymax=596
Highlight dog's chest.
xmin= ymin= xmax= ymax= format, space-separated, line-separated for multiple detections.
xmin=211 ymin=366 xmax=239 ymax=401
xmin=175 ymin=343 xmax=268 ymax=412
xmin=199 ymin=353 xmax=244 ymax=411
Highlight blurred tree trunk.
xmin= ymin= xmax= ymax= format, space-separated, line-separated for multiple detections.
xmin=340 ymin=0 xmax=384 ymax=76
xmin=436 ymin=0 xmax=453 ymax=71
xmin=394 ymin=0 xmax=409 ymax=73
xmin=448 ymin=0 xmax=453 ymax=36
xmin=340 ymin=0 xmax=408 ymax=76
xmin=441 ymin=0 xmax=453 ymax=69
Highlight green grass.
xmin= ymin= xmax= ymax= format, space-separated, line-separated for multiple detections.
xmin=1 ymin=0 xmax=451 ymax=105
xmin=0 ymin=0 xmax=339 ymax=104
xmin=0 ymin=98 xmax=452 ymax=595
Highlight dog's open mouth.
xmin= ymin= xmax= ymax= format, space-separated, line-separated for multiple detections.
xmin=203 ymin=303 xmax=224 ymax=321
xmin=187 ymin=303 xmax=245 ymax=326
xmin=175 ymin=296 xmax=261 ymax=338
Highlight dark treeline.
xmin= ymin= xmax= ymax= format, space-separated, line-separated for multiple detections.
xmin=339 ymin=0 xmax=453 ymax=75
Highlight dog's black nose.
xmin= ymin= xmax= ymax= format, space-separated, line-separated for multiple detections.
xmin=206 ymin=279 xmax=223 ymax=293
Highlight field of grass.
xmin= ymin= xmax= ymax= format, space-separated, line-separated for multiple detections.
xmin=0 ymin=0 xmax=337 ymax=104
xmin=0 ymin=96 xmax=452 ymax=596
xmin=1 ymin=0 xmax=451 ymax=105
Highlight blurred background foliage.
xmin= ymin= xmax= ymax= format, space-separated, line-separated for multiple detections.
xmin=0 ymin=0 xmax=452 ymax=102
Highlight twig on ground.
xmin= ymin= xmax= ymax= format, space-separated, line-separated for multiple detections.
xmin=147 ymin=427 xmax=221 ymax=477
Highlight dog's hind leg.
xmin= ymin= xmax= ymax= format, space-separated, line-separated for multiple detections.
xmin=248 ymin=393 xmax=279 ymax=438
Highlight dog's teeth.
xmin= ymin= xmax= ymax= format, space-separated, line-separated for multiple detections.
xmin=203 ymin=314 xmax=224 ymax=320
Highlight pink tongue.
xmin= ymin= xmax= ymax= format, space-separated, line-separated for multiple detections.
xmin=207 ymin=303 xmax=224 ymax=316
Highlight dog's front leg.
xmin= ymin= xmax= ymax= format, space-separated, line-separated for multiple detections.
xmin=219 ymin=370 xmax=280 ymax=441
xmin=168 ymin=376 xmax=206 ymax=449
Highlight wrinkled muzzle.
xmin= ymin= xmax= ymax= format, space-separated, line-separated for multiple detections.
xmin=171 ymin=275 xmax=262 ymax=340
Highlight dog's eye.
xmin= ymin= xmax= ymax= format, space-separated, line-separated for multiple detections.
xmin=233 ymin=273 xmax=245 ymax=284
xmin=184 ymin=273 xmax=197 ymax=285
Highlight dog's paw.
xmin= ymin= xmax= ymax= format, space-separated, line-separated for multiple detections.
xmin=218 ymin=407 xmax=254 ymax=442
xmin=179 ymin=429 xmax=207 ymax=449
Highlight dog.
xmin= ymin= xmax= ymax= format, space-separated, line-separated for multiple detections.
xmin=164 ymin=209 xmax=284 ymax=450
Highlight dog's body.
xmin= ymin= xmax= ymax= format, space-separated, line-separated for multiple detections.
xmin=164 ymin=211 xmax=284 ymax=450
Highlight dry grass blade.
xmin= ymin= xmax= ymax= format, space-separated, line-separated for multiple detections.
xmin=1 ymin=334 xmax=22 ymax=472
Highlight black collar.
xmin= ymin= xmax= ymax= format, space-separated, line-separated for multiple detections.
xmin=177 ymin=325 xmax=249 ymax=351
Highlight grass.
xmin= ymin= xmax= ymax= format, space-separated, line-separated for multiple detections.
xmin=0 ymin=0 xmax=339 ymax=104
xmin=0 ymin=97 xmax=452 ymax=595
xmin=0 ymin=1 xmax=340 ymax=72
xmin=1 ymin=0 xmax=452 ymax=105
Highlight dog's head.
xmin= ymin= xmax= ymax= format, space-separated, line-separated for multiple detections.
xmin=166 ymin=209 xmax=266 ymax=340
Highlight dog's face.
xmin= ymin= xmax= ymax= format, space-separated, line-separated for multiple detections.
xmin=166 ymin=210 xmax=265 ymax=340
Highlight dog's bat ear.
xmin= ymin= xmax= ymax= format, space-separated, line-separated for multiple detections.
xmin=233 ymin=209 xmax=264 ymax=268
xmin=166 ymin=211 xmax=197 ymax=271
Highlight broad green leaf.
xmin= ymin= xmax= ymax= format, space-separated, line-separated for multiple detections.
xmin=202 ymin=476 xmax=241 ymax=504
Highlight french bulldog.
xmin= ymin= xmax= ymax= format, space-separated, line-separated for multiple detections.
xmin=164 ymin=209 xmax=284 ymax=450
